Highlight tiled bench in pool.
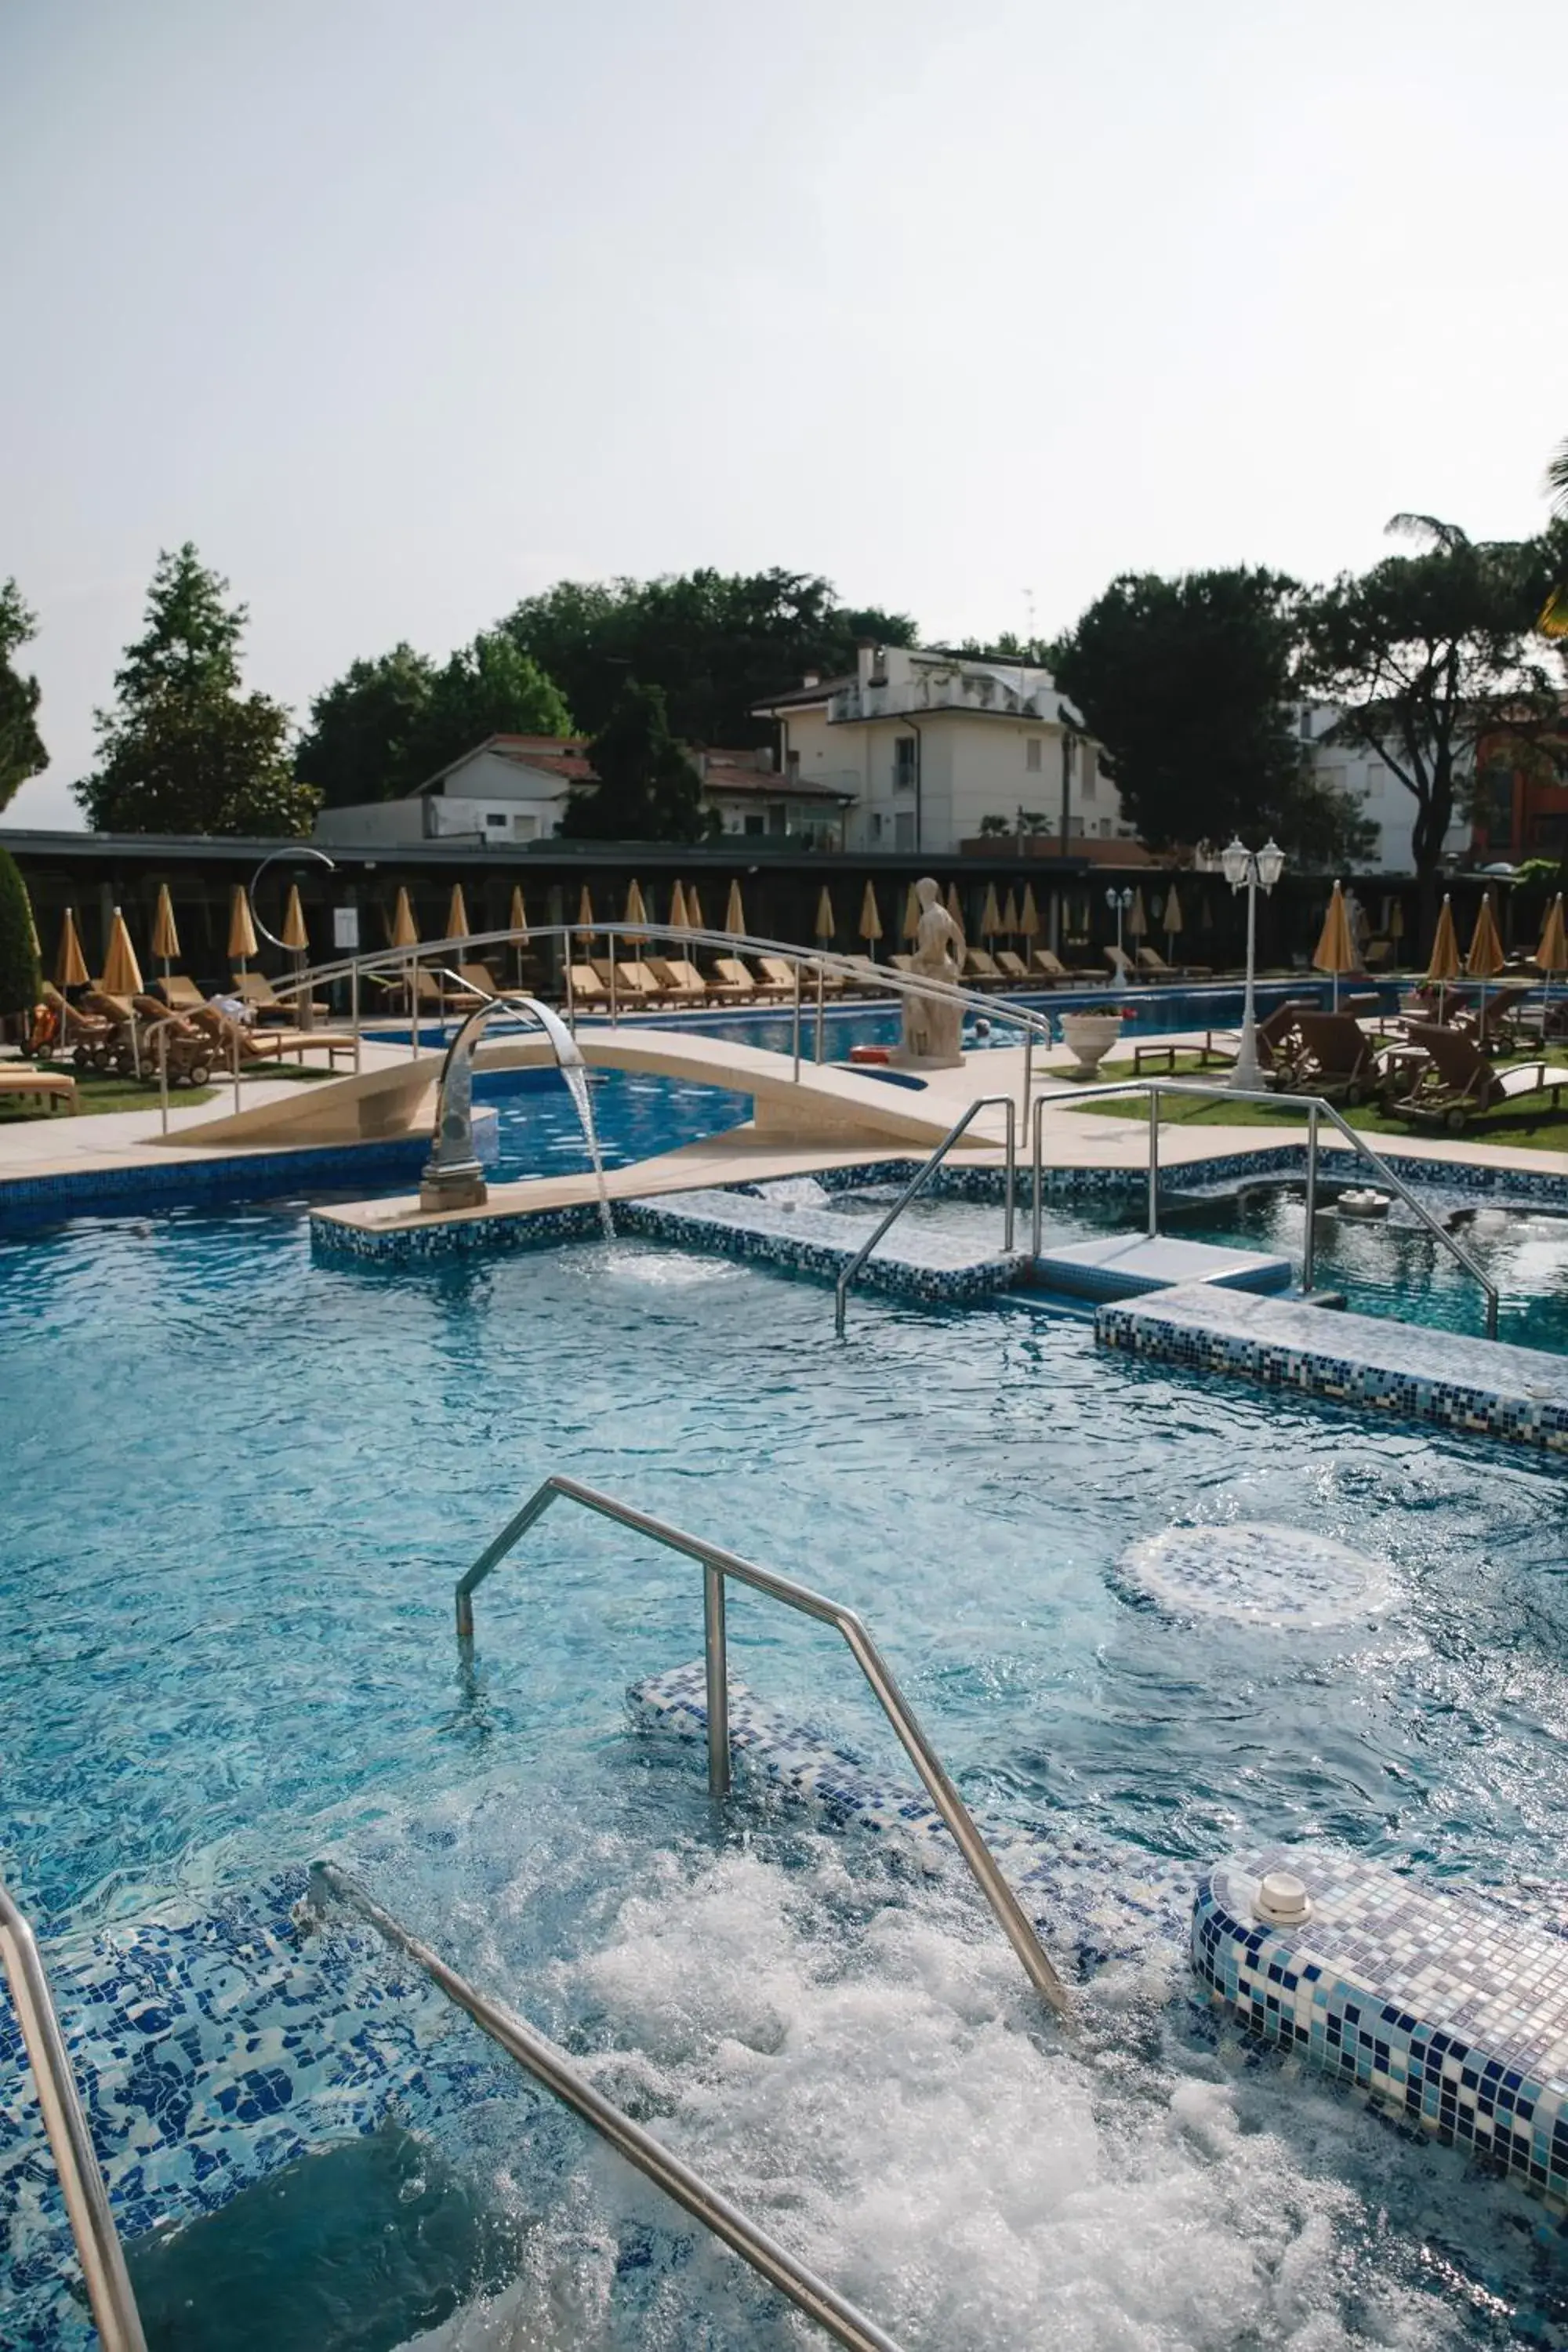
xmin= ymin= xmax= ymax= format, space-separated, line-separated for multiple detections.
xmin=632 ymin=1661 xmax=1568 ymax=2217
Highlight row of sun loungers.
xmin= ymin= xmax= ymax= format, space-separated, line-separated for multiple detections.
xmin=1244 ymin=1001 xmax=1568 ymax=1131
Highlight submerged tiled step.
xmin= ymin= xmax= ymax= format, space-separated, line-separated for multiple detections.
xmin=1027 ymin=1232 xmax=1292 ymax=1302
xmin=632 ymin=1661 xmax=1568 ymax=2216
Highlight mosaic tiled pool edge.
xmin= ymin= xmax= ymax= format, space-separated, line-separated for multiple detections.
xmin=1098 ymin=1283 xmax=1568 ymax=1455
xmin=633 ymin=1664 xmax=1568 ymax=2223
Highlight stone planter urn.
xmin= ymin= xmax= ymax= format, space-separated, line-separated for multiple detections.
xmin=1059 ymin=1011 xmax=1122 ymax=1081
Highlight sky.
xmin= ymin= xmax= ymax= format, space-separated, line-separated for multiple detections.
xmin=2 ymin=0 xmax=1564 ymax=830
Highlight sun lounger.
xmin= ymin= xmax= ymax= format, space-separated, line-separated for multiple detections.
xmin=962 ymin=949 xmax=1005 ymax=985
xmin=565 ymin=964 xmax=608 ymax=1007
xmin=453 ymin=963 xmax=499 ymax=999
xmin=130 ymin=997 xmax=220 ymax=1086
xmin=645 ymin=957 xmax=709 ymax=1002
xmin=0 ymin=1065 xmax=76 ymax=1113
xmin=1105 ymin=945 xmax=1138 ymax=985
xmin=1390 ymin=1022 xmax=1568 ymax=1131
xmin=41 ymin=984 xmax=120 ymax=1071
xmin=612 ymin=961 xmax=662 ymax=1002
xmin=754 ymin=956 xmax=803 ymax=999
xmin=234 ymin=971 xmax=330 ymax=1024
xmin=710 ymin=956 xmax=759 ymax=1000
xmin=994 ymin=950 xmax=1034 ymax=984
xmin=1288 ymin=1011 xmax=1379 ymax=1104
xmin=837 ymin=954 xmax=888 ymax=993
xmin=158 ymin=974 xmax=208 ymax=1014
xmin=1029 ymin=949 xmax=1095 ymax=985
xmin=1136 ymin=946 xmax=1210 ymax=978
xmin=191 ymin=1006 xmax=358 ymax=1069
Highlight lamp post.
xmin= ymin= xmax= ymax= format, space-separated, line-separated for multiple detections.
xmin=1105 ymin=885 xmax=1133 ymax=972
xmin=1221 ymin=836 xmax=1286 ymax=1089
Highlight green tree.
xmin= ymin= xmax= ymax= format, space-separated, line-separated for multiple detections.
xmin=563 ymin=679 xmax=717 ymax=842
xmin=1298 ymin=517 xmax=1559 ymax=884
xmin=0 ymin=844 xmax=40 ymax=1021
xmin=295 ymin=643 xmax=437 ymax=806
xmin=1051 ymin=567 xmax=1368 ymax=862
xmin=500 ymin=569 xmax=917 ymax=743
xmin=407 ymin=633 xmax=572 ymax=781
xmin=1543 ymin=438 xmax=1568 ymax=638
xmin=0 ymin=580 xmax=48 ymax=814
xmin=76 ymin=546 xmax=318 ymax=836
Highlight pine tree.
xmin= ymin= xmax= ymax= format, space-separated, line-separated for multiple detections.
xmin=76 ymin=545 xmax=318 ymax=835
xmin=564 ymin=680 xmax=717 ymax=842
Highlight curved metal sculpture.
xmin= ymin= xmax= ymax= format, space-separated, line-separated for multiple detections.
xmin=421 ymin=989 xmax=585 ymax=1212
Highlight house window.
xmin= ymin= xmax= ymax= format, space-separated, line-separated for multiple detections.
xmin=894 ymin=812 xmax=916 ymax=851
xmin=485 ymin=811 xmax=507 ymax=828
xmin=744 ymin=812 xmax=765 ymax=837
xmin=894 ymin=737 xmax=916 ymax=792
xmin=512 ymin=813 xmax=537 ymax=840
xmin=1025 ymin=739 xmax=1042 ymax=772
xmin=1080 ymin=749 xmax=1096 ymax=799
xmin=869 ymin=812 xmax=884 ymax=842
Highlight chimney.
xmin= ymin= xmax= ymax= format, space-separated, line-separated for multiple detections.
xmin=801 ymin=671 xmax=819 ymax=689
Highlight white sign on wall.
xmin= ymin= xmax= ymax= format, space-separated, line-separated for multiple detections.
xmin=332 ymin=906 xmax=361 ymax=951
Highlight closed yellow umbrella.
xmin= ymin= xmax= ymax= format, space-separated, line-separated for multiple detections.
xmin=724 ymin=879 xmax=746 ymax=937
xmin=151 ymin=883 xmax=181 ymax=975
xmin=1425 ymin=895 xmax=1460 ymax=1021
xmin=685 ymin=883 xmax=706 ymax=933
xmin=1537 ymin=892 xmax=1567 ymax=1033
xmin=1020 ymin=884 xmax=1040 ymax=942
xmin=815 ymin=885 xmax=835 ymax=942
xmin=228 ymin=885 xmax=260 ymax=972
xmin=54 ymin=907 xmax=89 ymax=991
xmin=1467 ymin=890 xmax=1504 ymax=1031
xmin=280 ymin=884 xmax=309 ymax=952
xmin=625 ymin=879 xmax=648 ymax=945
xmin=1127 ymin=887 xmax=1148 ymax=941
xmin=1312 ymin=880 xmax=1356 ymax=1011
xmin=508 ymin=884 xmax=529 ymax=985
xmin=575 ymin=884 xmax=594 ymax=946
xmin=668 ymin=880 xmax=689 ymax=932
xmin=859 ymin=879 xmax=883 ymax=956
xmin=1389 ymin=899 xmax=1405 ymax=946
xmin=102 ymin=906 xmax=144 ymax=997
xmin=1162 ymin=880 xmax=1184 ymax=956
xmin=946 ymin=881 xmax=964 ymax=932
xmin=979 ymin=883 xmax=1002 ymax=941
xmin=445 ymin=884 xmax=470 ymax=944
xmin=1000 ymin=887 xmax=1020 ymax=942
xmin=901 ymin=881 xmax=920 ymax=942
xmin=390 ymin=886 xmax=419 ymax=949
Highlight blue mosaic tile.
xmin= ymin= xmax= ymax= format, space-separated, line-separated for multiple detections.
xmin=1098 ymin=1283 xmax=1568 ymax=1456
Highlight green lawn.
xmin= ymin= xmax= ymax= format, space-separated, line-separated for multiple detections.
xmin=0 ymin=1060 xmax=334 ymax=1123
xmin=1063 ymin=1054 xmax=1568 ymax=1153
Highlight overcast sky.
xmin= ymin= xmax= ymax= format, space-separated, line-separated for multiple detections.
xmin=2 ymin=0 xmax=1564 ymax=829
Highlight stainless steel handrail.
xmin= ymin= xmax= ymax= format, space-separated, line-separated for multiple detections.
xmin=453 ymin=1474 xmax=1069 ymax=2016
xmin=1029 ymin=1076 xmax=1501 ymax=1338
xmin=834 ymin=1094 xmax=1018 ymax=1339
xmin=307 ymin=1863 xmax=906 ymax=2352
xmin=0 ymin=1882 xmax=148 ymax=2352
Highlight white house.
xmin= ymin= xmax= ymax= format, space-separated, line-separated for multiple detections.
xmin=752 ymin=644 xmax=1134 ymax=857
xmin=313 ymin=734 xmax=852 ymax=849
xmin=1298 ymin=706 xmax=1471 ymax=875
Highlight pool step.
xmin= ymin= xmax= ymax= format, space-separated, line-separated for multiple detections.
xmin=1025 ymin=1232 xmax=1293 ymax=1304
xmin=632 ymin=1661 xmax=1568 ymax=2218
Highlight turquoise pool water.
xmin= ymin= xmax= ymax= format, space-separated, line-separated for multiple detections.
xmin=6 ymin=1200 xmax=1568 ymax=2345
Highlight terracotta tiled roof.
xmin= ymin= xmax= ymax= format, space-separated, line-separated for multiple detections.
xmin=701 ymin=764 xmax=852 ymax=803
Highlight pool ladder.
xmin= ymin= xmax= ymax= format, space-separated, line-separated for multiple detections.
xmin=4 ymin=1478 xmax=1069 ymax=2352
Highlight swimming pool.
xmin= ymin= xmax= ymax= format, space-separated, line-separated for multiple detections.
xmin=5 ymin=1200 xmax=1568 ymax=2346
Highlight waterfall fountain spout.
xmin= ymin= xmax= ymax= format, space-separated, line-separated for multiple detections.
xmin=420 ymin=989 xmax=613 ymax=1234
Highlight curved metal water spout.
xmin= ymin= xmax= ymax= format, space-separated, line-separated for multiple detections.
xmin=421 ymin=991 xmax=586 ymax=1213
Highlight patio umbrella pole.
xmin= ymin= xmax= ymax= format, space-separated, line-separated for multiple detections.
xmin=793 ymin=961 xmax=802 ymax=1083
xmin=350 ymin=962 xmax=361 ymax=1075
xmin=231 ymin=1024 xmax=241 ymax=1116
xmin=815 ymin=961 xmax=825 ymax=1064
xmin=609 ymin=932 xmax=617 ymax=1027
xmin=158 ymin=1024 xmax=169 ymax=1138
xmin=408 ymin=955 xmax=418 ymax=1058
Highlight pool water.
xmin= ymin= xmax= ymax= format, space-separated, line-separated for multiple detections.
xmin=1174 ymin=1181 xmax=1568 ymax=1350
xmin=7 ymin=1203 xmax=1568 ymax=2345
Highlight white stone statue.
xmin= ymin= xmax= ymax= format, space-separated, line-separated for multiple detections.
xmin=898 ymin=877 xmax=966 ymax=1068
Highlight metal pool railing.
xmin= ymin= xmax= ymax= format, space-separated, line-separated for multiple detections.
xmin=453 ymin=1472 xmax=1070 ymax=2018
xmin=307 ymin=1862 xmax=906 ymax=2352
xmin=833 ymin=1093 xmax=1018 ymax=1338
xmin=1028 ymin=1077 xmax=1500 ymax=1338
xmin=0 ymin=1881 xmax=147 ymax=2352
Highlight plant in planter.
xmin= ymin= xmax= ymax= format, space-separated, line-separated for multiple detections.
xmin=1059 ymin=1006 xmax=1123 ymax=1079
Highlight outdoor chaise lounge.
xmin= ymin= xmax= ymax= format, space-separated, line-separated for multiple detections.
xmin=993 ymin=950 xmax=1034 ymax=984
xmin=0 ymin=1066 xmax=76 ymax=1113
xmin=566 ymin=964 xmax=608 ymax=1006
xmin=1389 ymin=1022 xmax=1568 ymax=1131
xmin=452 ymin=963 xmax=499 ymax=999
xmin=1136 ymin=946 xmax=1210 ymax=978
xmin=962 ymin=949 xmax=1006 ymax=985
xmin=1287 ymin=1011 xmax=1380 ymax=1104
xmin=234 ymin=971 xmax=330 ymax=1024
xmin=710 ymin=957 xmax=759 ymax=1000
xmin=191 ymin=1006 xmax=358 ymax=1069
xmin=1029 ymin=949 xmax=1095 ymax=984
xmin=158 ymin=974 xmax=209 ymax=1014
xmin=754 ymin=956 xmax=804 ymax=999
xmin=1105 ymin=945 xmax=1139 ymax=984
xmin=644 ymin=957 xmax=708 ymax=1002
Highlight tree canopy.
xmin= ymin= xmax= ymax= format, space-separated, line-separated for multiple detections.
xmin=499 ymin=568 xmax=917 ymax=744
xmin=0 ymin=844 xmax=40 ymax=1018
xmin=297 ymin=632 xmax=572 ymax=805
xmin=0 ymin=580 xmax=48 ymax=815
xmin=75 ymin=544 xmax=319 ymax=836
xmin=1051 ymin=567 xmax=1374 ymax=865
xmin=563 ymin=679 xmax=717 ymax=843
xmin=1298 ymin=517 xmax=1559 ymax=880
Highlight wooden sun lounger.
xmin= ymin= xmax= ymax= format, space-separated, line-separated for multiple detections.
xmin=1392 ymin=1022 xmax=1568 ymax=1131
xmin=993 ymin=950 xmax=1033 ymax=984
xmin=234 ymin=971 xmax=330 ymax=1022
xmin=645 ymin=957 xmax=709 ymax=1001
xmin=453 ymin=962 xmax=499 ymax=999
xmin=1136 ymin=946 xmax=1210 ymax=978
xmin=962 ymin=949 xmax=1007 ymax=987
xmin=0 ymin=1066 xmax=76 ymax=1113
xmin=754 ymin=956 xmax=803 ymax=998
xmin=710 ymin=956 xmax=758 ymax=1000
xmin=1029 ymin=949 xmax=1094 ymax=985
xmin=566 ymin=964 xmax=608 ymax=1006
xmin=158 ymin=974 xmax=207 ymax=1013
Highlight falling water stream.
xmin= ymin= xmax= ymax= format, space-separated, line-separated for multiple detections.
xmin=559 ymin=1062 xmax=615 ymax=1240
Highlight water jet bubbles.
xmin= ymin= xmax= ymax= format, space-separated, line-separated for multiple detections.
xmin=1116 ymin=1522 xmax=1398 ymax=1630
